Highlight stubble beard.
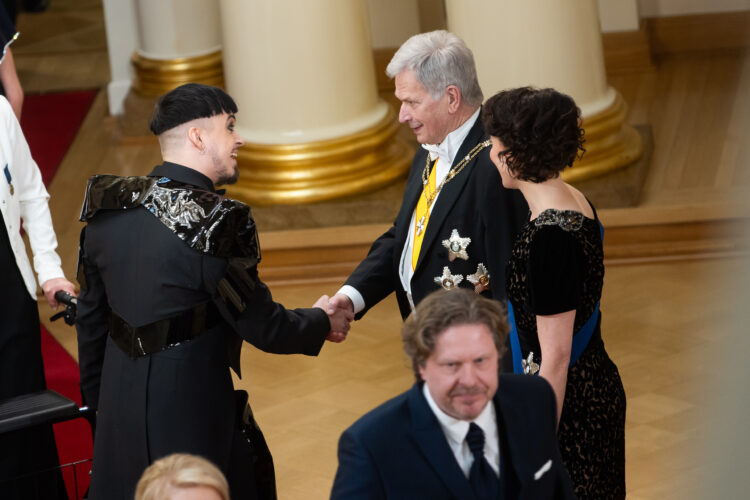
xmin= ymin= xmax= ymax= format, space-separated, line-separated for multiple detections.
xmin=215 ymin=164 xmax=239 ymax=186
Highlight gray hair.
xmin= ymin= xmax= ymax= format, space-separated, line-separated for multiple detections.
xmin=386 ymin=30 xmax=483 ymax=107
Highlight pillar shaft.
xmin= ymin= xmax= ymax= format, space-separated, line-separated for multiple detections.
xmin=131 ymin=0 xmax=224 ymax=97
xmin=446 ymin=0 xmax=642 ymax=181
xmin=135 ymin=0 xmax=221 ymax=58
xmin=219 ymin=0 xmax=411 ymax=205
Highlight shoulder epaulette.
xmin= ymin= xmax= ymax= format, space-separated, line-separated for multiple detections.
xmin=80 ymin=175 xmax=260 ymax=261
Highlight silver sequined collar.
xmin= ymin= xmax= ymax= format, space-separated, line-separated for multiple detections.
xmin=532 ymin=209 xmax=585 ymax=232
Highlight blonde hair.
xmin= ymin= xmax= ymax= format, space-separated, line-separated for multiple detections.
xmin=135 ymin=453 xmax=230 ymax=500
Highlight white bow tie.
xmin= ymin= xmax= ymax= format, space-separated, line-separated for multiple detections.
xmin=422 ymin=143 xmax=448 ymax=162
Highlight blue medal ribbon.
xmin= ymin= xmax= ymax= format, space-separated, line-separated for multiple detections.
xmin=3 ymin=164 xmax=13 ymax=195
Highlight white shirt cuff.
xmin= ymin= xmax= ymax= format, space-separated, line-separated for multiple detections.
xmin=337 ymin=285 xmax=365 ymax=314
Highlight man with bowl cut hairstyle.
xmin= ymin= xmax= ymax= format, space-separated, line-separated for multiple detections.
xmin=329 ymin=31 xmax=526 ymax=352
xmin=75 ymin=83 xmax=352 ymax=500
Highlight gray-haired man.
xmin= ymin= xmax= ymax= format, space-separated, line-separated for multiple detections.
xmin=330 ymin=30 xmax=527 ymax=346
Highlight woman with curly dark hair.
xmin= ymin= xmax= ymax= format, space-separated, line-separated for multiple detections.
xmin=483 ymin=87 xmax=626 ymax=499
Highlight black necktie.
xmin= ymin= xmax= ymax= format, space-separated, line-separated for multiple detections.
xmin=466 ymin=422 xmax=499 ymax=500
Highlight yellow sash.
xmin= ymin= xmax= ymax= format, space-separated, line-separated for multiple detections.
xmin=412 ymin=159 xmax=437 ymax=270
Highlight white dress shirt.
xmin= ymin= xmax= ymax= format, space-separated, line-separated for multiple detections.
xmin=0 ymin=96 xmax=65 ymax=298
xmin=338 ymin=108 xmax=481 ymax=313
xmin=422 ymin=382 xmax=500 ymax=478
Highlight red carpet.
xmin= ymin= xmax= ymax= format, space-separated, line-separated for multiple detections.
xmin=23 ymin=90 xmax=97 ymax=499
xmin=20 ymin=90 xmax=97 ymax=185
xmin=41 ymin=324 xmax=93 ymax=499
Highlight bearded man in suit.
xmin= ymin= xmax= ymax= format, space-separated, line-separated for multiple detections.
xmin=331 ymin=289 xmax=575 ymax=499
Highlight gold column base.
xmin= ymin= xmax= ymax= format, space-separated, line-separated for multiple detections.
xmin=131 ymin=50 xmax=225 ymax=97
xmin=563 ymin=90 xmax=643 ymax=183
xmin=228 ymin=107 xmax=413 ymax=205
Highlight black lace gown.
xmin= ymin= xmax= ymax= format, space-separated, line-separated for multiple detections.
xmin=505 ymin=208 xmax=626 ymax=499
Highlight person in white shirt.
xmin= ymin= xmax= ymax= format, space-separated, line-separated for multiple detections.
xmin=328 ymin=31 xmax=526 ymax=351
xmin=331 ymin=288 xmax=575 ymax=499
xmin=0 ymin=93 xmax=75 ymax=497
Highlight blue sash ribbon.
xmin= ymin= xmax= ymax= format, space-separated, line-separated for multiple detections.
xmin=507 ymin=221 xmax=604 ymax=375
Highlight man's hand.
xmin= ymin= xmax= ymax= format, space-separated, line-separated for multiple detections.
xmin=313 ymin=294 xmax=353 ymax=342
xmin=41 ymin=277 xmax=76 ymax=309
xmin=329 ymin=293 xmax=354 ymax=315
xmin=326 ymin=293 xmax=355 ymax=342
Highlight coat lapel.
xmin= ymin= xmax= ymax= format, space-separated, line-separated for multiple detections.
xmin=407 ymin=384 xmax=476 ymax=500
xmin=415 ymin=117 xmax=489 ymax=271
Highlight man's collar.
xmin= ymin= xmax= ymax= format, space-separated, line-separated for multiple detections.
xmin=421 ymin=107 xmax=481 ymax=164
xmin=421 ymin=381 xmax=496 ymax=447
xmin=148 ymin=162 xmax=216 ymax=192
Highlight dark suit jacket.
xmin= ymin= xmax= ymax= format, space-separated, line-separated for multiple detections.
xmin=331 ymin=377 xmax=576 ymax=500
xmin=75 ymin=163 xmax=330 ymax=500
xmin=345 ymin=114 xmax=527 ymax=319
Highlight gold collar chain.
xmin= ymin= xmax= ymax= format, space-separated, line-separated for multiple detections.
xmin=421 ymin=140 xmax=491 ymax=209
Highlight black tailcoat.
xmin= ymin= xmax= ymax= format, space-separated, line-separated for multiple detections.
xmin=75 ymin=163 xmax=330 ymax=500
xmin=345 ymin=114 xmax=527 ymax=319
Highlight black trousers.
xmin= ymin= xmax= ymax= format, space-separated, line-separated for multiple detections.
xmin=0 ymin=218 xmax=67 ymax=499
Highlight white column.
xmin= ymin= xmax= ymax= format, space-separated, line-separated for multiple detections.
xmin=219 ymin=0 xmax=411 ymax=205
xmin=447 ymin=0 xmax=643 ymax=181
xmin=130 ymin=0 xmax=224 ymax=97
xmin=101 ymin=0 xmax=138 ymax=115
xmin=135 ymin=0 xmax=221 ymax=59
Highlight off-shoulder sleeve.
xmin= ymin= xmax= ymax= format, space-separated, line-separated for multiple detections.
xmin=527 ymin=225 xmax=584 ymax=315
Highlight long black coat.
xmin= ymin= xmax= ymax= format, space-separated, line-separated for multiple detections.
xmin=75 ymin=163 xmax=330 ymax=500
xmin=345 ymin=114 xmax=527 ymax=319
xmin=331 ymin=376 xmax=576 ymax=499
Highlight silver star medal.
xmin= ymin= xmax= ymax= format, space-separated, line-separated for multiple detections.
xmin=434 ymin=266 xmax=463 ymax=290
xmin=467 ymin=263 xmax=490 ymax=294
xmin=522 ymin=352 xmax=540 ymax=375
xmin=441 ymin=229 xmax=470 ymax=261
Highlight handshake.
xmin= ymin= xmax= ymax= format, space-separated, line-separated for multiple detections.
xmin=313 ymin=293 xmax=355 ymax=343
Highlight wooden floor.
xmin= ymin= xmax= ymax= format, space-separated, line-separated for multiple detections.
xmin=609 ymin=49 xmax=750 ymax=213
xmin=13 ymin=2 xmax=750 ymax=499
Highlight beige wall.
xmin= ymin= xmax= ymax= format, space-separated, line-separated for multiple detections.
xmin=638 ymin=0 xmax=750 ymax=17
xmin=367 ymin=0 xmax=750 ymax=41
xmin=366 ymin=0 xmax=420 ymax=48
xmin=598 ymin=0 xmax=640 ymax=31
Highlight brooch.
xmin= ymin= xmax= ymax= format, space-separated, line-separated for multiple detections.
xmin=441 ymin=229 xmax=471 ymax=261
xmin=434 ymin=266 xmax=463 ymax=290
xmin=522 ymin=352 xmax=540 ymax=375
xmin=467 ymin=263 xmax=490 ymax=294
xmin=534 ymin=209 xmax=584 ymax=232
